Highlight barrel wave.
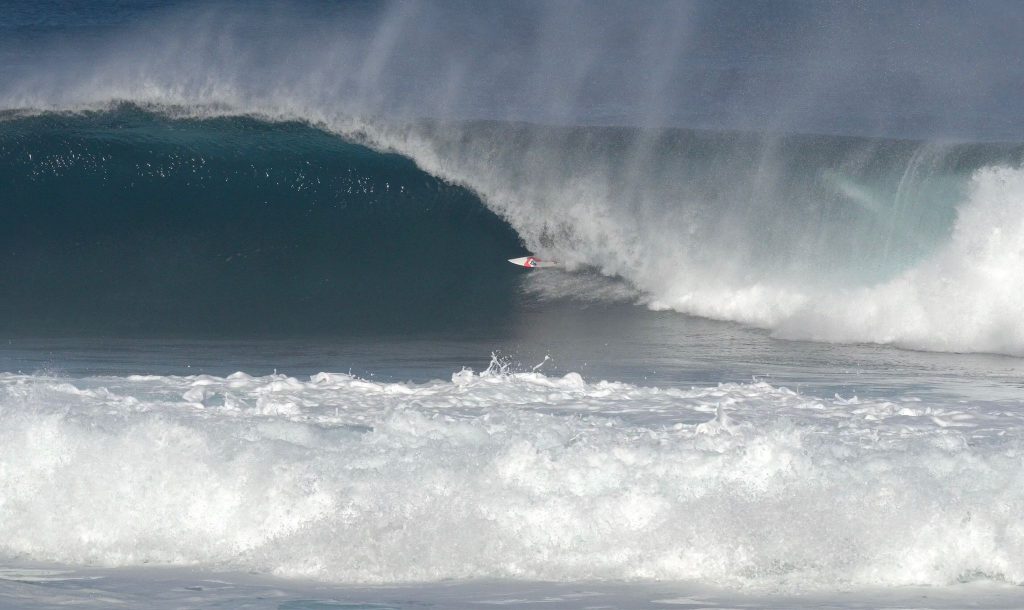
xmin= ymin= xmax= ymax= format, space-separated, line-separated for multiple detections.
xmin=2 ymin=106 xmax=1023 ymax=353
xmin=3 ymin=0 xmax=1024 ymax=354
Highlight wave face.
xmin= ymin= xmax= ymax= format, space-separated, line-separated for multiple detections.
xmin=0 ymin=110 xmax=522 ymax=335
xmin=3 ymin=365 xmax=1024 ymax=589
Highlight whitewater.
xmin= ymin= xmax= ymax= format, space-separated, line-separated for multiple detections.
xmin=3 ymin=359 xmax=1024 ymax=602
xmin=3 ymin=1 xmax=1024 ymax=608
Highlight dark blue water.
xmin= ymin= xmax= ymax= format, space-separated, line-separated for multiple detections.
xmin=0 ymin=109 xmax=524 ymax=336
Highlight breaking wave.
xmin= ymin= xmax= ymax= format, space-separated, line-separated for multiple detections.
xmin=2 ymin=1 xmax=1023 ymax=354
xmin=2 ymin=107 xmax=1023 ymax=354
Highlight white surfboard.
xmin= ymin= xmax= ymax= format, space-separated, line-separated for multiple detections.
xmin=508 ymin=256 xmax=558 ymax=269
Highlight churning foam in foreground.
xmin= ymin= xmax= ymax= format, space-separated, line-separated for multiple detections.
xmin=2 ymin=364 xmax=1024 ymax=590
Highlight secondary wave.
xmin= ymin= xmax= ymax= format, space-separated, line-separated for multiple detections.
xmin=2 ymin=364 xmax=1023 ymax=589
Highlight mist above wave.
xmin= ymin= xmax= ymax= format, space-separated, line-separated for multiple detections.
xmin=5 ymin=1 xmax=1024 ymax=138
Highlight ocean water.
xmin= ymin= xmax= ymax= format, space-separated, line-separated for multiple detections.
xmin=2 ymin=2 xmax=1024 ymax=608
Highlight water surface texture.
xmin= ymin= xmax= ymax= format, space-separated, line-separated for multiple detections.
xmin=2 ymin=2 xmax=1024 ymax=608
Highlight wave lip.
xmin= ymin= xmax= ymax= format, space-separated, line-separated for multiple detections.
xmin=2 ymin=365 xmax=1023 ymax=589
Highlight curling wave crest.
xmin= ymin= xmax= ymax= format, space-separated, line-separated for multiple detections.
xmin=356 ymin=122 xmax=1024 ymax=357
xmin=2 ymin=363 xmax=1023 ymax=589
xmin=4 ymin=0 xmax=1024 ymax=355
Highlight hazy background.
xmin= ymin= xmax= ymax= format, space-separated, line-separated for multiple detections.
xmin=3 ymin=0 xmax=1024 ymax=139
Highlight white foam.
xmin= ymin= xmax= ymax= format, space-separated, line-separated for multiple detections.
xmin=1 ymin=366 xmax=1023 ymax=590
xmin=774 ymin=166 xmax=1024 ymax=354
